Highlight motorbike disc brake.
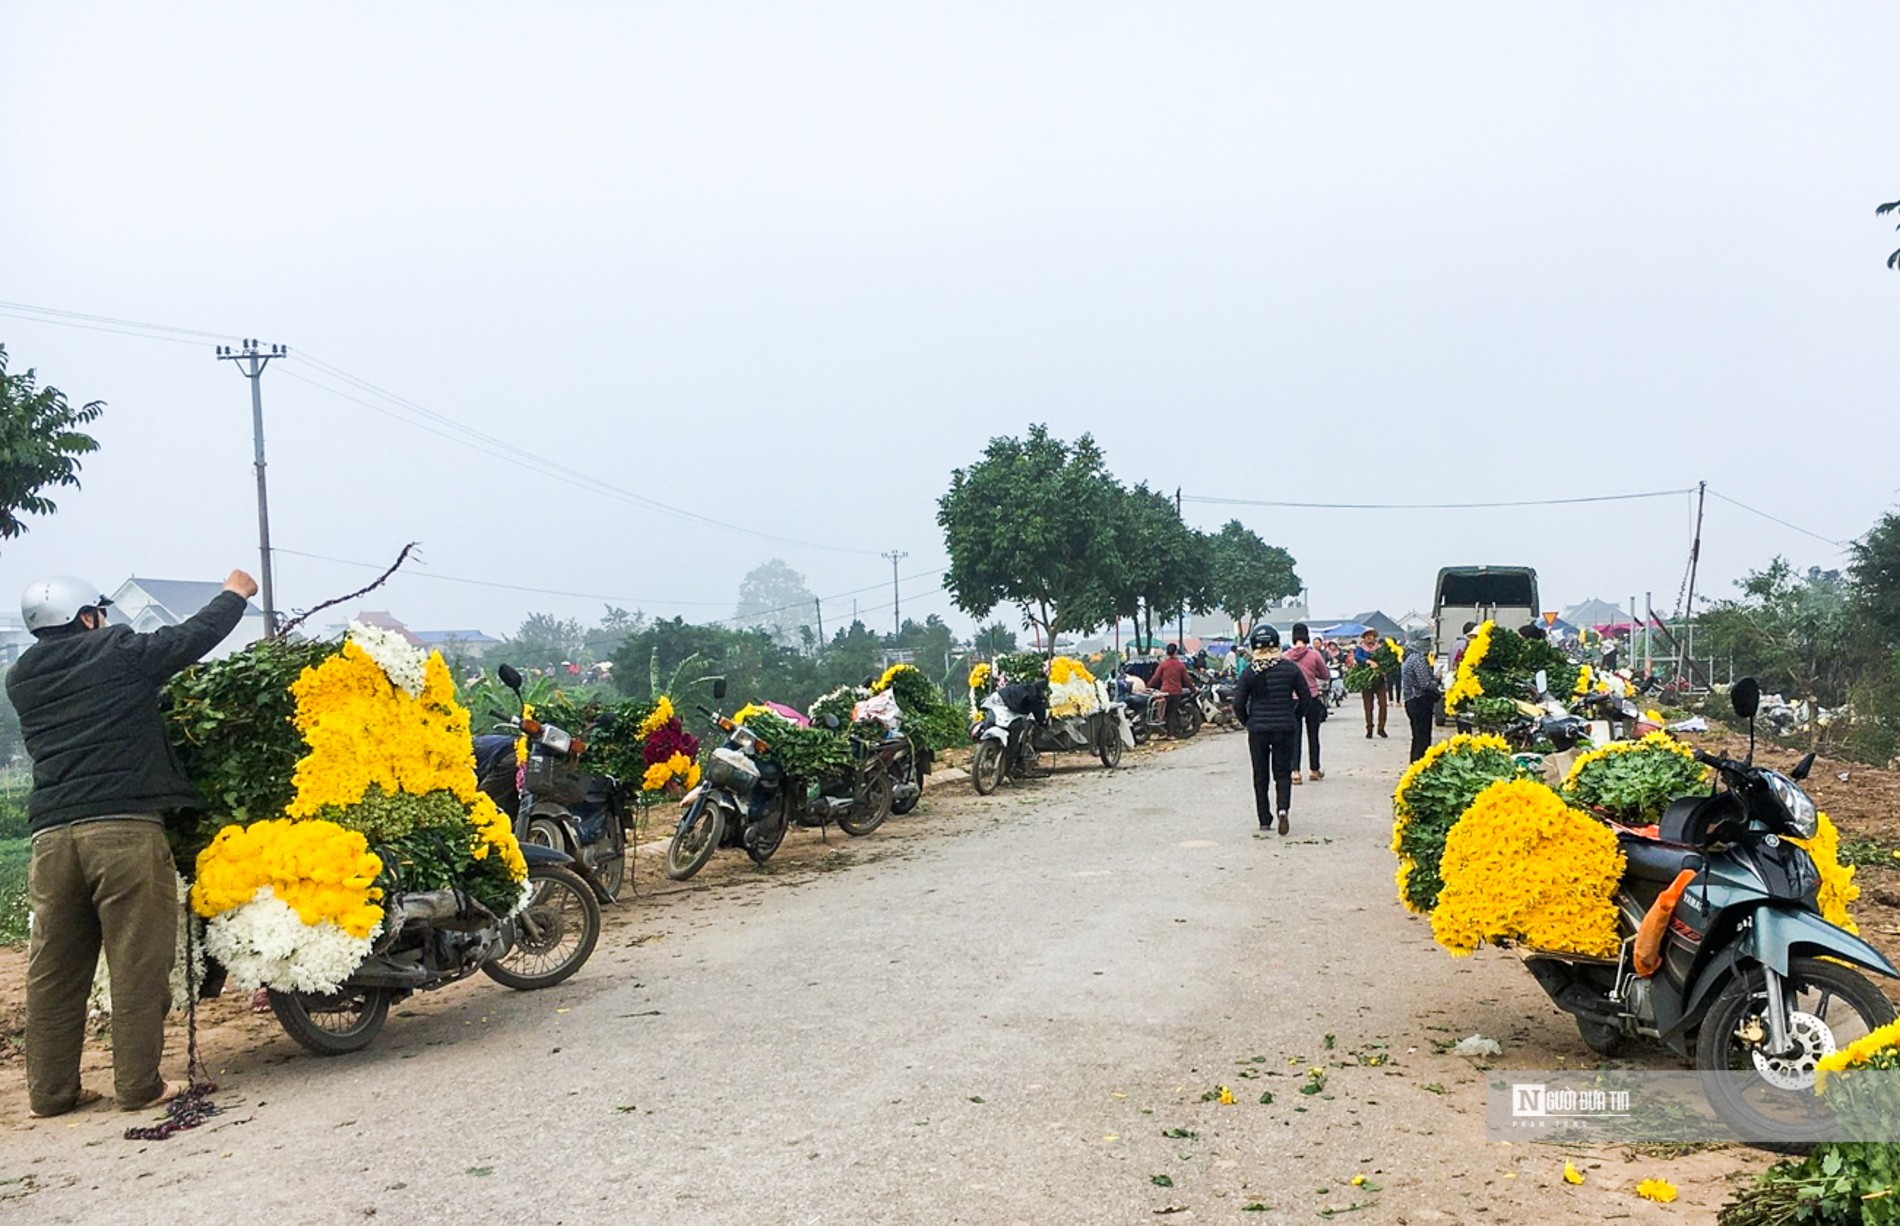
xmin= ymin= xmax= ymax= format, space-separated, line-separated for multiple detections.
xmin=1748 ymin=1010 xmax=1836 ymax=1090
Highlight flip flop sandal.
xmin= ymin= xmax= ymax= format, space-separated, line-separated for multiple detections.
xmin=29 ymin=1087 xmax=104 ymax=1118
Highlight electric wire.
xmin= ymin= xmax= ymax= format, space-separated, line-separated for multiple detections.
xmin=1181 ymin=488 xmax=1698 ymax=510
xmin=1706 ymin=490 xmax=1847 ymax=549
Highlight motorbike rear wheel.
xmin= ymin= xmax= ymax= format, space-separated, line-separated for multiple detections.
xmin=891 ymin=753 xmax=924 ymax=816
xmin=482 ymin=864 xmax=601 ymax=990
xmin=665 ymin=796 xmax=723 ymax=881
xmin=1696 ymin=956 xmax=1897 ymax=1149
xmin=838 ymin=763 xmax=893 ymax=837
xmin=971 ymin=740 xmax=1006 ymax=795
xmin=268 ymin=986 xmax=391 ymax=1056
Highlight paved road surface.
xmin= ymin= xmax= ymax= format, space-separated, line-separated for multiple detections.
xmin=3 ymin=729 xmax=1745 ymax=1223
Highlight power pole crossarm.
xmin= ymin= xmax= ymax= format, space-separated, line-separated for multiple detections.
xmin=216 ymin=339 xmax=288 ymax=637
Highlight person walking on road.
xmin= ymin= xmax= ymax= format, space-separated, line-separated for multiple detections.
xmin=1400 ymin=645 xmax=1442 ymax=763
xmin=8 ymin=570 xmax=256 ymax=1118
xmin=1234 ymin=624 xmax=1312 ymax=836
xmin=1353 ymin=628 xmax=1388 ymax=739
xmin=1281 ymin=622 xmax=1330 ymax=784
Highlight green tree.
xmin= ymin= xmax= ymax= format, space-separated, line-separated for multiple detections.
xmin=1118 ymin=484 xmax=1212 ymax=652
xmin=0 ymin=345 xmax=104 ymax=542
xmin=1698 ymin=559 xmax=1855 ymax=747
xmin=1849 ymin=510 xmax=1900 ymax=645
xmin=583 ymin=604 xmax=646 ymax=660
xmin=938 ymin=424 xmax=1127 ymax=654
xmin=1207 ymin=520 xmax=1301 ymax=630
xmin=973 ymin=622 xmax=1018 ymax=656
xmin=503 ymin=612 xmax=588 ymax=671
xmin=735 ymin=559 xmax=817 ymax=647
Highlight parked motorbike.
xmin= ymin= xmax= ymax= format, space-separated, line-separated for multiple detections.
xmin=1115 ymin=661 xmax=1201 ymax=740
xmin=267 ymin=838 xmax=601 ymax=1055
xmin=786 ymin=716 xmax=899 ymax=838
xmin=969 ymin=685 xmax=1126 ymax=794
xmin=1519 ymin=677 xmax=1898 ymax=1144
xmin=474 ymin=664 xmax=629 ymax=902
xmin=1188 ymin=665 xmax=1238 ymax=731
xmin=665 ymin=681 xmax=789 ymax=881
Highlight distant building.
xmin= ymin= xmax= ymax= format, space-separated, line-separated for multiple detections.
xmin=413 ymin=629 xmax=502 ymax=659
xmin=108 ymin=577 xmax=267 ymax=659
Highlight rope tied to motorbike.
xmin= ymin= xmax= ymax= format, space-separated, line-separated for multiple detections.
xmin=124 ymin=911 xmax=222 ymax=1141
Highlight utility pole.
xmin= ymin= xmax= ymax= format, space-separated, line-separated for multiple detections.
xmin=217 ymin=339 xmax=287 ymax=636
xmin=1680 ymin=480 xmax=1707 ymax=684
xmin=814 ymin=597 xmax=825 ymax=649
xmin=1175 ymin=487 xmax=1186 ymax=651
xmin=881 ymin=550 xmax=908 ymax=638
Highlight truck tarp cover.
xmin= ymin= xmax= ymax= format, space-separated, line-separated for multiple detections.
xmin=1437 ymin=571 xmax=1536 ymax=607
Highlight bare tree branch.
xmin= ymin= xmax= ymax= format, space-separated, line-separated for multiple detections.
xmin=275 ymin=543 xmax=420 ymax=639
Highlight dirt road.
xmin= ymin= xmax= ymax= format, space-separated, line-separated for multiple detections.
xmin=1 ymin=729 xmax=1759 ymax=1222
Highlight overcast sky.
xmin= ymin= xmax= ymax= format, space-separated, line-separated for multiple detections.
xmin=3 ymin=3 xmax=1895 ymax=641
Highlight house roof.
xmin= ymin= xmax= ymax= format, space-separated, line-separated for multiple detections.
xmin=116 ymin=578 xmax=261 ymax=619
xmin=352 ymin=611 xmax=424 ymax=646
xmin=1351 ymin=610 xmax=1407 ymax=640
xmin=413 ymin=629 xmax=501 ymax=646
xmin=1562 ymin=598 xmax=1629 ymax=627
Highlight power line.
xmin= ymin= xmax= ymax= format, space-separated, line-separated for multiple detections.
xmin=1706 ymin=489 xmax=1847 ymax=549
xmin=1182 ymin=487 xmax=1697 ymax=511
xmin=0 ymin=298 xmax=879 ymax=557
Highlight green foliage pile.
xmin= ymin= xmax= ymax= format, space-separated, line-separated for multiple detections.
xmin=1344 ymin=663 xmax=1381 ymax=693
xmin=311 ymin=786 xmax=470 ymax=845
xmin=994 ymin=652 xmax=1047 ymax=684
xmin=1563 ymin=746 xmax=1709 ymax=824
xmin=807 ymin=686 xmax=865 ymax=729
xmin=1394 ymin=741 xmax=1524 ymax=913
xmin=742 ymin=711 xmax=853 ymax=783
xmin=1460 ymin=696 xmax=1520 ymax=730
xmin=533 ymin=692 xmax=663 ymax=789
xmin=1475 ymin=628 xmax=1579 ymax=705
xmin=875 ymin=666 xmax=968 ymax=752
xmin=377 ymin=823 xmax=522 ymax=918
xmin=1722 ymin=1144 xmax=1900 ymax=1225
xmin=164 ymin=637 xmax=338 ymax=852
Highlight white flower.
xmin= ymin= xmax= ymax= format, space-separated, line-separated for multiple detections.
xmin=201 ymin=886 xmax=377 ymax=994
xmin=347 ymin=620 xmax=428 ymax=696
xmin=1048 ymin=674 xmax=1102 ymax=719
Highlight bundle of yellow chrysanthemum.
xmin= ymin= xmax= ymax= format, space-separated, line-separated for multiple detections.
xmin=1444 ymin=621 xmax=1493 ymax=712
xmin=191 ymin=621 xmax=530 ymax=992
xmin=1815 ymin=1017 xmax=1900 ymax=1095
xmin=1430 ymin=778 xmax=1625 ymax=958
xmin=1047 ymin=655 xmax=1103 ymax=719
xmin=1788 ymin=811 xmax=1860 ymax=934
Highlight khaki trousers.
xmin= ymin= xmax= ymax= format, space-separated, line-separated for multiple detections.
xmin=27 ymin=819 xmax=175 ymax=1114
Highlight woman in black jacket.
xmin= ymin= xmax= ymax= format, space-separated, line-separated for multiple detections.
xmin=1232 ymin=624 xmax=1312 ymax=835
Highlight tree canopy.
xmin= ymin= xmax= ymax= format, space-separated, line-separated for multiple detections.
xmin=1207 ymin=520 xmax=1301 ymax=628
xmin=0 ymin=344 xmax=104 ymax=543
xmin=734 ymin=558 xmax=817 ymax=646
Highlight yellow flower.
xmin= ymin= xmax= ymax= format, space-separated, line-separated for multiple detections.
xmin=1560 ymin=730 xmax=1703 ymax=795
xmin=1444 ymin=621 xmax=1493 ymax=713
xmin=1385 ymin=638 xmax=1404 ymax=660
xmin=1563 ymin=1160 xmax=1584 ymax=1185
xmin=1048 ymin=656 xmax=1092 ymax=686
xmin=636 ymin=695 xmax=676 ymax=740
xmin=1217 ymin=1086 xmax=1235 ymax=1105
xmin=191 ymin=818 xmax=386 ymax=938
xmin=1814 ymin=1017 xmax=1900 ymax=1093
xmin=1430 ymin=779 xmax=1625 ymax=959
xmin=871 ymin=662 xmax=918 ymax=694
xmin=1634 ymin=1178 xmax=1677 ymax=1203
xmin=968 ymin=661 xmax=992 ymax=690
xmin=1787 ymin=812 xmax=1859 ymax=934
xmin=731 ymin=702 xmax=772 ymax=726
xmin=1573 ymin=664 xmax=1593 ymax=698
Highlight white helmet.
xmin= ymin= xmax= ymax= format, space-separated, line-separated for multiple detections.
xmin=21 ymin=576 xmax=112 ymax=634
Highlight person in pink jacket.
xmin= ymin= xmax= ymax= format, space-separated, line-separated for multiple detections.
xmin=1282 ymin=622 xmax=1331 ymax=783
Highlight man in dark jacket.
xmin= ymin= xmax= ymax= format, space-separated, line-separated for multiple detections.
xmin=1232 ymin=624 xmax=1311 ymax=835
xmin=8 ymin=570 xmax=254 ymax=1117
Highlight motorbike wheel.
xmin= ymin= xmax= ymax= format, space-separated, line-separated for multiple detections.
xmin=1129 ymin=717 xmax=1151 ymax=746
xmin=268 ymin=986 xmax=391 ymax=1056
xmin=891 ymin=759 xmax=924 ymax=816
xmin=482 ymin=864 xmax=601 ymax=990
xmin=665 ymin=796 xmax=723 ymax=881
xmin=744 ymin=796 xmax=789 ymax=864
xmin=971 ymin=740 xmax=1006 ymax=795
xmin=1575 ymin=1017 xmax=1627 ymax=1058
xmin=1097 ymin=717 xmax=1124 ymax=768
xmin=1696 ymin=956 xmax=1897 ymax=1149
xmin=838 ymin=764 xmax=893 ymax=837
xmin=595 ymin=833 xmax=626 ymax=898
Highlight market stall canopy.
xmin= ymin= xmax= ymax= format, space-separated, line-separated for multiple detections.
xmin=1316 ymin=622 xmax=1371 ymax=639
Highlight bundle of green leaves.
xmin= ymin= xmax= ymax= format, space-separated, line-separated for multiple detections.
xmin=533 ymin=693 xmax=663 ymax=788
xmin=742 ymin=711 xmax=853 ymax=782
xmin=1460 ymin=695 xmax=1523 ymax=731
xmin=807 ymin=685 xmax=865 ymax=730
xmin=1472 ymin=630 xmax=1582 ymax=709
xmin=1344 ymin=663 xmax=1382 ymax=693
xmin=1393 ymin=738 xmax=1526 ymax=913
xmin=164 ymin=637 xmax=338 ymax=853
xmin=994 ymin=652 xmax=1048 ymax=685
xmin=1562 ymin=742 xmax=1710 ymax=824
xmin=1721 ymin=1144 xmax=1900 ymax=1225
xmin=877 ymin=664 xmax=974 ymax=752
xmin=377 ymin=821 xmax=523 ymax=918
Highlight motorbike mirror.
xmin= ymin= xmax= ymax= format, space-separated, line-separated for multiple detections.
xmin=1732 ymin=677 xmax=1760 ymax=719
xmin=712 ymin=678 xmax=728 ymax=701
xmin=1791 ymin=751 xmax=1816 ymax=782
xmin=498 ymin=663 xmax=524 ymax=694
xmin=1534 ymin=669 xmax=1548 ymax=697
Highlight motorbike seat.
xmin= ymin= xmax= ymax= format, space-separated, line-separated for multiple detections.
xmin=1617 ymin=832 xmax=1699 ymax=886
xmin=473 ymin=734 xmax=517 ymax=775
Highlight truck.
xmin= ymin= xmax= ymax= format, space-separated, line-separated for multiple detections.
xmin=1431 ymin=566 xmax=1540 ymax=663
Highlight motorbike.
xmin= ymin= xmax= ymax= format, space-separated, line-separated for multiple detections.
xmin=1115 ymin=661 xmax=1201 ymax=740
xmin=785 ymin=716 xmax=902 ymax=838
xmin=474 ymin=664 xmax=630 ymax=902
xmin=1188 ymin=665 xmax=1238 ymax=731
xmin=266 ymin=832 xmax=602 ymax=1056
xmin=665 ymin=680 xmax=790 ymax=881
xmin=969 ymin=686 xmax=1127 ymax=794
xmin=1518 ymin=677 xmax=1898 ymax=1144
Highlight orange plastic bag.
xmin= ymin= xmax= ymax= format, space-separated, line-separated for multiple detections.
xmin=1633 ymin=868 xmax=1697 ymax=978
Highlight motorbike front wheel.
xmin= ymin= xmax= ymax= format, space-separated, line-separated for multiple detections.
xmin=1097 ymin=717 xmax=1124 ymax=768
xmin=838 ymin=764 xmax=893 ymax=837
xmin=971 ymin=740 xmax=1006 ymax=795
xmin=665 ymin=796 xmax=723 ymax=881
xmin=1696 ymin=955 xmax=1897 ymax=1149
xmin=268 ymin=986 xmax=391 ymax=1056
xmin=482 ymin=864 xmax=602 ymax=990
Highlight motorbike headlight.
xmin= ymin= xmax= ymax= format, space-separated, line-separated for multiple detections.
xmin=1764 ymin=772 xmax=1819 ymax=839
xmin=539 ymin=725 xmax=573 ymax=755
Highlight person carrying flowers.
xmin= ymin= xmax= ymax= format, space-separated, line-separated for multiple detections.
xmin=1353 ymin=628 xmax=1389 ymax=739
xmin=1233 ymin=624 xmax=1312 ymax=835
